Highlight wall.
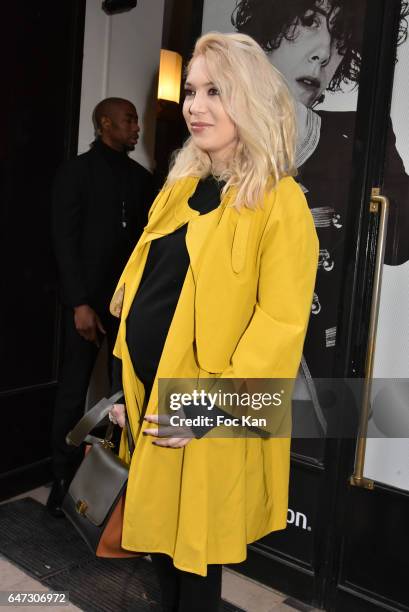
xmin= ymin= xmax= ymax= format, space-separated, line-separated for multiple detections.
xmin=78 ymin=0 xmax=165 ymax=407
xmin=78 ymin=0 xmax=165 ymax=170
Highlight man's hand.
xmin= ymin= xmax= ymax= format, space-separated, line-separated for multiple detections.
xmin=74 ymin=304 xmax=106 ymax=345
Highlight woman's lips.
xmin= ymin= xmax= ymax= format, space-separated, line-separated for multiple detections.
xmin=190 ymin=123 xmax=212 ymax=132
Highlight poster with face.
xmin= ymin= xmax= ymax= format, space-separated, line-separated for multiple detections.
xmin=202 ymin=0 xmax=369 ymax=381
xmin=202 ymin=0 xmax=409 ymax=487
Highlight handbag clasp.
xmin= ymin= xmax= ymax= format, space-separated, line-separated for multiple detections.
xmin=76 ymin=500 xmax=88 ymax=516
xmin=100 ymin=439 xmax=115 ymax=450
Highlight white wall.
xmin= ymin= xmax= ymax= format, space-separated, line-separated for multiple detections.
xmin=78 ymin=0 xmax=165 ymax=170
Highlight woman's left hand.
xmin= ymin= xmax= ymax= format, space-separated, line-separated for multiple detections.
xmin=143 ymin=414 xmax=193 ymax=448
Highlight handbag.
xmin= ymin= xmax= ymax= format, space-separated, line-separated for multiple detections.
xmin=62 ymin=391 xmax=139 ymax=558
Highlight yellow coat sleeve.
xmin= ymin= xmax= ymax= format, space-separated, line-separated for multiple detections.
xmin=222 ymin=180 xmax=318 ymax=380
xmin=213 ymin=180 xmax=318 ymax=434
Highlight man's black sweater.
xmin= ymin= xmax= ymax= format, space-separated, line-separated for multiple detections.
xmin=52 ymin=139 xmax=154 ymax=312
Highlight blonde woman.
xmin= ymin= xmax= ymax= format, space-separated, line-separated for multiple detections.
xmin=109 ymin=32 xmax=318 ymax=612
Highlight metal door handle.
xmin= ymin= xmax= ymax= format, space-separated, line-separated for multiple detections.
xmin=350 ymin=189 xmax=389 ymax=489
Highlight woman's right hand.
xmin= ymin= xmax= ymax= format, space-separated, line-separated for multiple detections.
xmin=109 ymin=403 xmax=126 ymax=428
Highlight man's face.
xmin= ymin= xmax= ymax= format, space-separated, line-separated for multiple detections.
xmin=101 ymin=101 xmax=140 ymax=151
xmin=268 ymin=0 xmax=344 ymax=107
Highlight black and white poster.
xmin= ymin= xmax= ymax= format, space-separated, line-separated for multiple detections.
xmin=203 ymin=0 xmax=368 ymax=381
xmin=202 ymin=0 xmax=409 ymax=489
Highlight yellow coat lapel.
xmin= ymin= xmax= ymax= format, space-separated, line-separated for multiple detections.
xmin=110 ymin=178 xmax=249 ymax=322
xmin=140 ymin=177 xmax=200 ymax=245
xmin=110 ymin=177 xmax=199 ymax=319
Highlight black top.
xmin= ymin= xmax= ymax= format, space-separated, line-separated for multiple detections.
xmin=125 ymin=175 xmax=224 ymax=393
xmin=52 ymin=139 xmax=154 ymax=311
xmin=95 ymin=140 xmax=139 ymax=260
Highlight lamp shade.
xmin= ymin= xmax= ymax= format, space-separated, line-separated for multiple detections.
xmin=157 ymin=49 xmax=182 ymax=103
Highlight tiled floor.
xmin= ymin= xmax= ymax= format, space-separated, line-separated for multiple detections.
xmin=0 ymin=487 xmax=320 ymax=612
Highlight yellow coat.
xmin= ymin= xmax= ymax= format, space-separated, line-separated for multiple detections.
xmin=111 ymin=175 xmax=318 ymax=576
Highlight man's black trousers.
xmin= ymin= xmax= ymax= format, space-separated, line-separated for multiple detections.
xmin=51 ymin=306 xmax=119 ymax=481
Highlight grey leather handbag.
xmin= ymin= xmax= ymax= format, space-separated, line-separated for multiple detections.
xmin=62 ymin=391 xmax=138 ymax=558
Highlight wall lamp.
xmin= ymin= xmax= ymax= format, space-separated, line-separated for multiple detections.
xmin=157 ymin=49 xmax=182 ymax=104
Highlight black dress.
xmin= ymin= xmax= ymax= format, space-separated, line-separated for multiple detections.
xmin=113 ymin=175 xmax=224 ymax=398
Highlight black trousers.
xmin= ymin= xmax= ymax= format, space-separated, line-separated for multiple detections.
xmin=150 ymin=553 xmax=222 ymax=612
xmin=51 ymin=306 xmax=119 ymax=480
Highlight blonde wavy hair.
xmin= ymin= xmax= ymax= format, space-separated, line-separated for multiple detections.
xmin=166 ymin=31 xmax=297 ymax=210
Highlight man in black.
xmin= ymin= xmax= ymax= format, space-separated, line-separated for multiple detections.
xmin=48 ymin=97 xmax=153 ymax=516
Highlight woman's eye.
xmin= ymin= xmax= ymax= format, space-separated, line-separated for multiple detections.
xmin=184 ymin=89 xmax=195 ymax=97
xmin=300 ymin=11 xmax=320 ymax=28
xmin=208 ymin=88 xmax=220 ymax=96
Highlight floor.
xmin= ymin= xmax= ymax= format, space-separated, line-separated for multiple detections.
xmin=0 ymin=486 xmax=320 ymax=612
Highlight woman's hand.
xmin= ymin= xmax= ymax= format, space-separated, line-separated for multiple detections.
xmin=108 ymin=403 xmax=126 ymax=428
xmin=143 ymin=414 xmax=193 ymax=448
